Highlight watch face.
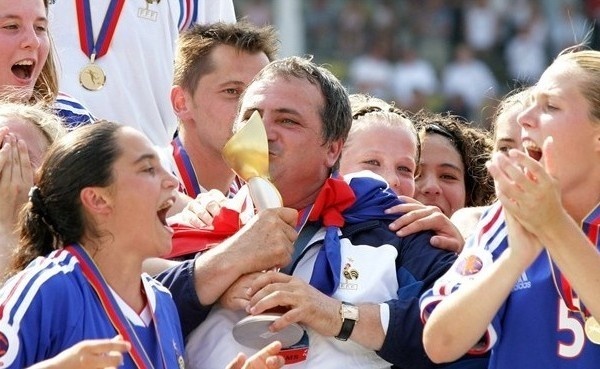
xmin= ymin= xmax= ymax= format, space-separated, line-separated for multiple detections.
xmin=342 ymin=304 xmax=359 ymax=321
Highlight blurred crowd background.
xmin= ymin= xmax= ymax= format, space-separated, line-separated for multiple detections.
xmin=233 ymin=0 xmax=598 ymax=129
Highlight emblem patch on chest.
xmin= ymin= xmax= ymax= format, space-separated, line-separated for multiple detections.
xmin=339 ymin=258 xmax=359 ymax=290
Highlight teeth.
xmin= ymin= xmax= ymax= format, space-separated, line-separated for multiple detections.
xmin=15 ymin=60 xmax=33 ymax=66
xmin=522 ymin=141 xmax=541 ymax=152
xmin=158 ymin=199 xmax=174 ymax=211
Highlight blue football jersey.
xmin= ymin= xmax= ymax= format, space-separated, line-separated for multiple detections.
xmin=421 ymin=202 xmax=600 ymax=368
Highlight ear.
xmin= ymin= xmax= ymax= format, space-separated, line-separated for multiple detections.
xmin=171 ymin=85 xmax=193 ymax=121
xmin=325 ymin=139 xmax=344 ymax=169
xmin=80 ymin=187 xmax=112 ymax=216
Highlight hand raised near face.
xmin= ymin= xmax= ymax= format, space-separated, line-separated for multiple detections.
xmin=0 ymin=129 xmax=34 ymax=235
xmin=486 ymin=138 xmax=563 ymax=233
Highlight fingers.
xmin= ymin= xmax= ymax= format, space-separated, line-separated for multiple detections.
xmin=0 ymin=135 xmax=11 ymax=185
xmin=273 ymin=207 xmax=298 ymax=228
xmin=541 ymin=136 xmax=556 ymax=179
xmin=220 ymin=273 xmax=262 ymax=311
xmin=389 ymin=206 xmax=439 ymax=234
xmin=201 ymin=189 xmax=228 ymax=218
xmin=16 ymin=138 xmax=33 ymax=183
xmin=184 ymin=190 xmax=228 ymax=227
xmin=489 ymin=150 xmax=548 ymax=199
xmin=51 ymin=337 xmax=131 ymax=369
xmin=226 ymin=342 xmax=284 ymax=369
xmin=396 ymin=195 xmax=423 ymax=205
xmin=84 ymin=336 xmax=130 ymax=355
xmin=429 ymin=235 xmax=464 ymax=253
xmin=260 ymin=340 xmax=283 ymax=356
xmin=0 ymin=134 xmax=34 ymax=185
xmin=264 ymin=355 xmax=285 ymax=369
xmin=259 ymin=208 xmax=299 ymax=246
xmin=247 ymin=271 xmax=290 ymax=299
xmin=0 ymin=135 xmax=16 ymax=184
xmin=185 ymin=199 xmax=216 ymax=228
xmin=250 ymin=341 xmax=285 ymax=369
xmin=225 ymin=352 xmax=248 ymax=369
xmin=0 ymin=126 xmax=8 ymax=143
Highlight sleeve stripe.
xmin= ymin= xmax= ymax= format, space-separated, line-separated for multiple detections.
xmin=1 ymin=251 xmax=77 ymax=328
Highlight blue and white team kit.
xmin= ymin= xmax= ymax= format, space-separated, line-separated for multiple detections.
xmin=421 ymin=201 xmax=600 ymax=368
xmin=0 ymin=244 xmax=184 ymax=369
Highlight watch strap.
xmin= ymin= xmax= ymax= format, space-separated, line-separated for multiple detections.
xmin=335 ymin=302 xmax=357 ymax=341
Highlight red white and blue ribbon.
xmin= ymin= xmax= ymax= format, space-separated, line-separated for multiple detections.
xmin=554 ymin=204 xmax=600 ymax=315
xmin=66 ymin=244 xmax=157 ymax=369
xmin=75 ymin=0 xmax=126 ymax=60
xmin=171 ymin=136 xmax=201 ymax=198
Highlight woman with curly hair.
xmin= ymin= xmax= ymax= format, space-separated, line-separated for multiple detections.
xmin=412 ymin=111 xmax=495 ymax=217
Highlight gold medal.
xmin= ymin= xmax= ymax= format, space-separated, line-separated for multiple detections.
xmin=585 ymin=317 xmax=600 ymax=344
xmin=79 ymin=64 xmax=106 ymax=91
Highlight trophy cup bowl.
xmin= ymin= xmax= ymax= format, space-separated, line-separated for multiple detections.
xmin=222 ymin=111 xmax=304 ymax=349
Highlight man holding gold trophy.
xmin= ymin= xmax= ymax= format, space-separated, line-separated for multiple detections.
xmin=164 ymin=56 xmax=458 ymax=369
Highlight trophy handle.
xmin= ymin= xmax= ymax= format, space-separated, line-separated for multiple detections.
xmin=247 ymin=177 xmax=282 ymax=211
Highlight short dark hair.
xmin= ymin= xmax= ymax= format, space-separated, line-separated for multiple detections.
xmin=249 ymin=56 xmax=352 ymax=145
xmin=173 ymin=20 xmax=279 ymax=93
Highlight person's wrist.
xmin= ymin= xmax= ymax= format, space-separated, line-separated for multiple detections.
xmin=334 ymin=301 xmax=359 ymax=341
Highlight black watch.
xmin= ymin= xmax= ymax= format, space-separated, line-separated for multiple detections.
xmin=335 ymin=302 xmax=359 ymax=341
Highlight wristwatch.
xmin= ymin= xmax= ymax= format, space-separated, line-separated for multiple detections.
xmin=335 ymin=302 xmax=359 ymax=341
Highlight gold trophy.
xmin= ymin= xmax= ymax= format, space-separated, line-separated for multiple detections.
xmin=222 ymin=111 xmax=304 ymax=349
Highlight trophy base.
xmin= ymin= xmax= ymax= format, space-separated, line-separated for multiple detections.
xmin=232 ymin=313 xmax=304 ymax=349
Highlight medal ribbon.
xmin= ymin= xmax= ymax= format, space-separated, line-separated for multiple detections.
xmin=554 ymin=204 xmax=600 ymax=315
xmin=76 ymin=0 xmax=126 ymax=60
xmin=66 ymin=244 xmax=155 ymax=369
xmin=171 ymin=137 xmax=201 ymax=198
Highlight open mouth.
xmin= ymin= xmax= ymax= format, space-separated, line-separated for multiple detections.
xmin=157 ymin=198 xmax=175 ymax=226
xmin=523 ymin=141 xmax=542 ymax=162
xmin=12 ymin=60 xmax=34 ymax=80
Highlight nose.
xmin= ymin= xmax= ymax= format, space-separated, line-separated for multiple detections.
xmin=380 ymin=169 xmax=401 ymax=193
xmin=516 ymin=103 xmax=536 ymax=129
xmin=20 ymin=26 xmax=41 ymax=50
xmin=162 ymin=167 xmax=179 ymax=189
xmin=417 ymin=174 xmax=441 ymax=196
xmin=261 ymin=113 xmax=277 ymax=142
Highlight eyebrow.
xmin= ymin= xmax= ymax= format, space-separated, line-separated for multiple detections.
xmin=218 ymin=80 xmax=246 ymax=87
xmin=496 ymin=138 xmax=516 ymax=144
xmin=0 ymin=14 xmax=48 ymax=22
xmin=133 ymin=153 xmax=157 ymax=164
xmin=242 ymin=107 xmax=304 ymax=119
xmin=273 ymin=107 xmax=303 ymax=117
xmin=438 ymin=162 xmax=464 ymax=172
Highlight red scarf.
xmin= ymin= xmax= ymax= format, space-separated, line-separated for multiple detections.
xmin=166 ymin=177 xmax=355 ymax=259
